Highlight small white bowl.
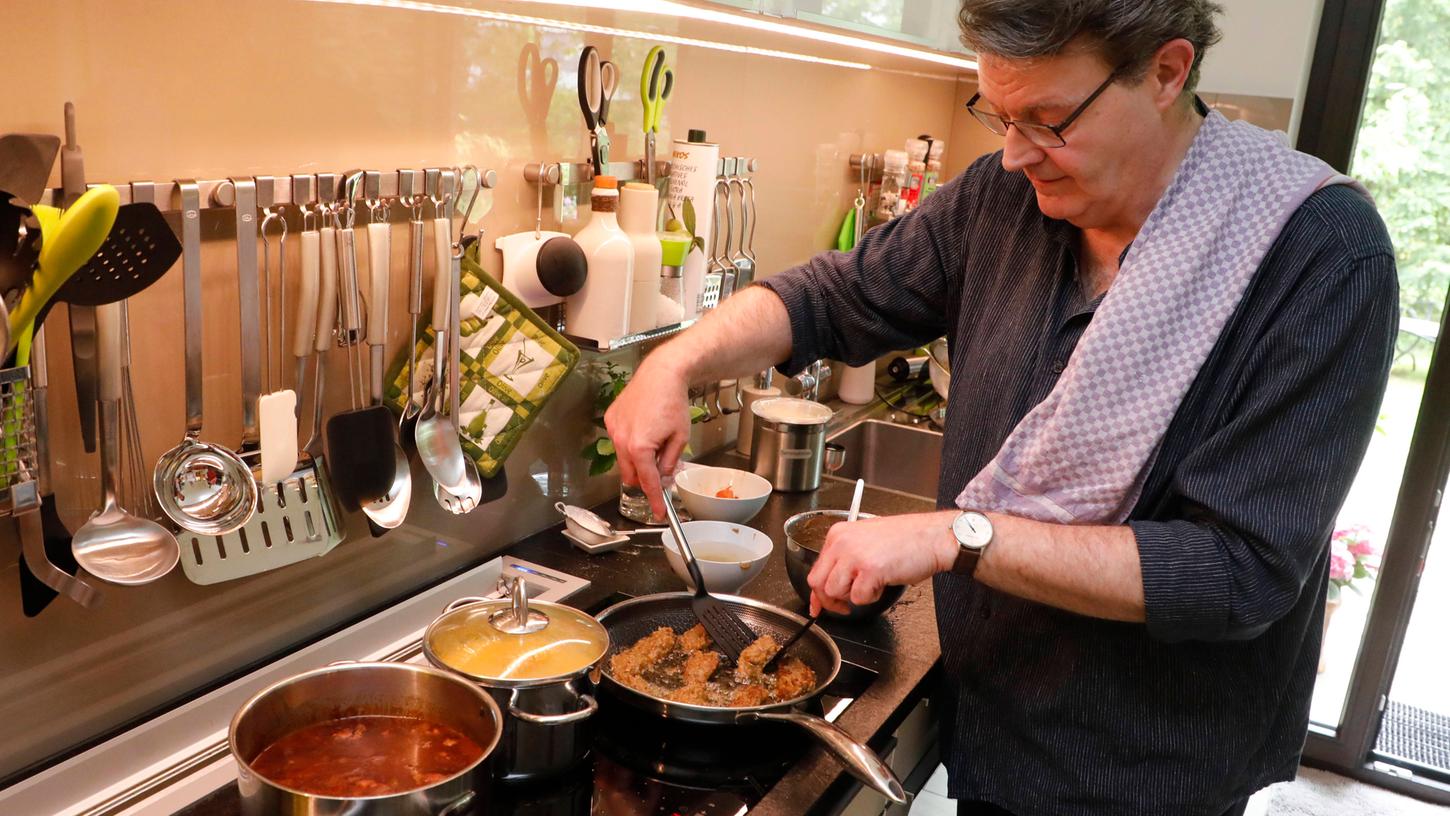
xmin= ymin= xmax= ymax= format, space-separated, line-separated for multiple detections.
xmin=661 ymin=521 xmax=774 ymax=593
xmin=673 ymin=466 xmax=771 ymax=524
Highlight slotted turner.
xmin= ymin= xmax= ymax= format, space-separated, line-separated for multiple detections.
xmin=662 ymin=488 xmax=757 ymax=662
xmin=53 ymin=202 xmax=181 ymax=306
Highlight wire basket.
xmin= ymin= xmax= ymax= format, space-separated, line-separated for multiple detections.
xmin=0 ymin=366 xmax=40 ymax=516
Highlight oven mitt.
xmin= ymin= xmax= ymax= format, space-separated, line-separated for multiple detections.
xmin=384 ymin=242 xmax=580 ymax=479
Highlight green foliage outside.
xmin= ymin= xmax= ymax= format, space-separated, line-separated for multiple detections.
xmin=1353 ymin=0 xmax=1450 ymax=350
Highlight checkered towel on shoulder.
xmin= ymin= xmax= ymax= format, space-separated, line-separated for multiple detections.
xmin=956 ymin=111 xmax=1372 ymax=523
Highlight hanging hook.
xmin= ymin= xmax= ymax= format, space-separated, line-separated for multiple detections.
xmin=452 ymin=164 xmax=483 ymax=249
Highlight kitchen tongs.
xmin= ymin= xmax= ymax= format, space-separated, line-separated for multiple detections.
xmin=662 ymin=488 xmax=756 ymax=662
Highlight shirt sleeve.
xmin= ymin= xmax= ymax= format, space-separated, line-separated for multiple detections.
xmin=1131 ymin=227 xmax=1398 ymax=643
xmin=757 ymin=155 xmax=989 ymax=375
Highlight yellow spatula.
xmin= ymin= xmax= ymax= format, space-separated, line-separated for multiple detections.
xmin=6 ymin=184 xmax=119 ymax=355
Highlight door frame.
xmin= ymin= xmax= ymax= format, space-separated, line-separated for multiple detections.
xmin=1297 ymin=0 xmax=1450 ymax=804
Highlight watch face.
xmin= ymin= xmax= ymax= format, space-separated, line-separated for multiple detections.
xmin=953 ymin=512 xmax=992 ymax=550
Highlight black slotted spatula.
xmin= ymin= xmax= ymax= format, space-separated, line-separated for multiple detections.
xmin=662 ymin=485 xmax=757 ymax=662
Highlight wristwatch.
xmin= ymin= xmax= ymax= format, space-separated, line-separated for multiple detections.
xmin=949 ymin=511 xmax=994 ymax=575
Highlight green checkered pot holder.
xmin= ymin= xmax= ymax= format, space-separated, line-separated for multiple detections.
xmin=383 ymin=243 xmax=579 ymax=478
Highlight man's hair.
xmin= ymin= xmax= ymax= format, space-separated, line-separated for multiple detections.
xmin=957 ymin=0 xmax=1223 ymax=93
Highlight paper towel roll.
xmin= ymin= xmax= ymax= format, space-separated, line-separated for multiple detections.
xmin=666 ymin=135 xmax=719 ymax=320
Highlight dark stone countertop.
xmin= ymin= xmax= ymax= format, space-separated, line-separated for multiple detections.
xmin=510 ymin=450 xmax=942 ymax=816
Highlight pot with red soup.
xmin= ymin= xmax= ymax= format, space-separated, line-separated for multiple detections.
xmin=229 ymin=661 xmax=502 ymax=815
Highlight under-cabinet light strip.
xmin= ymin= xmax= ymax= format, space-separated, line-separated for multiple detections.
xmin=515 ymin=0 xmax=979 ymax=71
xmin=306 ymin=0 xmax=873 ymax=70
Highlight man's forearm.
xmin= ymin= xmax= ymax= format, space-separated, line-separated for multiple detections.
xmin=975 ymin=513 xmax=1146 ymax=622
xmin=648 ymin=286 xmax=794 ymax=385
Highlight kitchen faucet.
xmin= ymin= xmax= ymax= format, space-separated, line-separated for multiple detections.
xmin=794 ymin=360 xmax=831 ymax=402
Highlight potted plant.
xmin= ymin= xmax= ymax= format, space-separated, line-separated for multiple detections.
xmin=1320 ymin=525 xmax=1380 ymax=673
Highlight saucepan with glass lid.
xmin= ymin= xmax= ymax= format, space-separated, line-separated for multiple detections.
xmin=423 ymin=578 xmax=609 ymax=781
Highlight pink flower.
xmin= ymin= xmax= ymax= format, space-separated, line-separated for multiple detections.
xmin=1331 ymin=537 xmax=1353 ymax=560
xmin=1329 ymin=553 xmax=1351 ymax=583
xmin=1348 ymin=538 xmax=1377 ymax=558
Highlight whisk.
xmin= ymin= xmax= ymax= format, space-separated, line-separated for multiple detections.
xmin=117 ymin=299 xmax=158 ymax=520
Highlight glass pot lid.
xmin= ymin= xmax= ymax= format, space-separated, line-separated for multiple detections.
xmin=425 ymin=585 xmax=609 ymax=685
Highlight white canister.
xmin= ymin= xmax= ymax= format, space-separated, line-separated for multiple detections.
xmin=838 ymin=362 xmax=877 ymax=405
xmin=666 ymin=131 xmax=719 ymax=320
xmin=619 ymin=183 xmax=663 ymax=333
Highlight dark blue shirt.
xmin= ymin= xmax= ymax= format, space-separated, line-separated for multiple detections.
xmin=761 ymin=151 xmax=1397 ymax=815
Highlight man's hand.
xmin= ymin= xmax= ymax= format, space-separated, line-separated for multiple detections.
xmin=604 ymin=359 xmax=693 ymax=517
xmin=807 ymin=511 xmax=959 ymax=615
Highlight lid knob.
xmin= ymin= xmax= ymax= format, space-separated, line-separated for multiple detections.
xmin=489 ymin=576 xmax=550 ymax=635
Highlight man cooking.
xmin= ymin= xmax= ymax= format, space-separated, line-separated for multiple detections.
xmin=605 ymin=1 xmax=1398 ymax=813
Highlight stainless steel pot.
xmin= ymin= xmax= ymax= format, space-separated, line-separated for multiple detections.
xmin=749 ymin=397 xmax=834 ymax=492
xmin=423 ymin=582 xmax=608 ymax=782
xmin=229 ymin=661 xmax=502 ymax=816
xmin=784 ymin=509 xmax=905 ymax=622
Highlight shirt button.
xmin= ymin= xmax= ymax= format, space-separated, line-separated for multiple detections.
xmin=979 ymin=604 xmax=992 ymax=621
xmin=1050 ymin=359 xmax=1066 ymax=374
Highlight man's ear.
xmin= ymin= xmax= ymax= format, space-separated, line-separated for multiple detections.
xmin=1150 ymin=38 xmax=1196 ymax=110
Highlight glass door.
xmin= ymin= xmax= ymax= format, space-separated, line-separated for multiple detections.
xmin=1299 ymin=0 xmax=1450 ymax=800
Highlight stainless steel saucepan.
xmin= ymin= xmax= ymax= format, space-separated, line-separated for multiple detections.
xmin=595 ymin=592 xmax=907 ymax=805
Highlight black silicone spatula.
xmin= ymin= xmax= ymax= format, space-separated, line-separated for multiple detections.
xmin=324 ymin=204 xmax=396 ymax=511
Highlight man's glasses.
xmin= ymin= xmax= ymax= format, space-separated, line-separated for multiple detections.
xmin=965 ymin=68 xmax=1121 ymax=149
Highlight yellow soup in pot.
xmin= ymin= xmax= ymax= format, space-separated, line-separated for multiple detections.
xmin=428 ymin=602 xmax=609 ymax=681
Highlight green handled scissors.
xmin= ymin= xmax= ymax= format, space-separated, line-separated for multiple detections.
xmin=641 ymin=45 xmax=674 ymax=186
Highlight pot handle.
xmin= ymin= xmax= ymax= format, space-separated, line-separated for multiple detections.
xmin=437 ymin=790 xmax=476 ymax=816
xmin=508 ymin=685 xmax=599 ymax=725
xmin=741 ymin=709 xmax=907 ymax=805
xmin=443 ymin=595 xmax=496 ymax=614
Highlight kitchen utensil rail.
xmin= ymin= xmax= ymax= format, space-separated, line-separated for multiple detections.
xmin=848 ymin=152 xmax=886 ymax=183
xmin=523 ymin=156 xmax=756 ymax=187
xmin=34 ymin=166 xmax=467 ymax=212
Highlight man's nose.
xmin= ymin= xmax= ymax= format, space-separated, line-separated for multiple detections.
xmin=1000 ymin=125 xmax=1046 ymax=173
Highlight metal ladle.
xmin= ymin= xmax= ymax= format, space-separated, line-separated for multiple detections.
xmin=153 ymin=181 xmax=257 ymax=535
xmin=74 ymin=302 xmax=179 ymax=584
xmin=415 ymin=174 xmax=468 ymax=492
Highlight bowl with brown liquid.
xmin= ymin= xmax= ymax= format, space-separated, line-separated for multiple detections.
xmin=784 ymin=509 xmax=905 ymax=623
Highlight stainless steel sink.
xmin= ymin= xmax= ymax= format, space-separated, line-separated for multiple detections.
xmin=827 ymin=419 xmax=943 ymax=500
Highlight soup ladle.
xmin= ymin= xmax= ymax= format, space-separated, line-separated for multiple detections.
xmin=152 ymin=181 xmax=257 ymax=535
xmin=74 ymin=303 xmax=179 ymax=584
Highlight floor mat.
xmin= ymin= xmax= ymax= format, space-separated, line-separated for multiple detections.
xmin=1377 ymin=701 xmax=1450 ymax=778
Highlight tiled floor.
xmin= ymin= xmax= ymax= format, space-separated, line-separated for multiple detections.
xmin=907 ymin=765 xmax=953 ymax=815
xmin=907 ymin=765 xmax=1446 ymax=815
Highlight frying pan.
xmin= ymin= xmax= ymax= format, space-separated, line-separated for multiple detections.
xmin=595 ymin=592 xmax=907 ymax=804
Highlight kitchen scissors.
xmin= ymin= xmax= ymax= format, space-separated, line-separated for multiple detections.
xmin=578 ymin=46 xmax=618 ymax=177
xmin=641 ymin=45 xmax=674 ymax=185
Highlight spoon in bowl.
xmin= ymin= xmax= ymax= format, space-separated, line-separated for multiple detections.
xmin=778 ymin=478 xmax=868 ymax=668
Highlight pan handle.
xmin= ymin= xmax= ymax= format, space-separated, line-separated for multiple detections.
xmin=741 ymin=709 xmax=907 ymax=805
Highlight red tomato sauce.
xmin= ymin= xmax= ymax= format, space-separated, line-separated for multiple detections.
xmin=250 ymin=715 xmax=484 ymax=797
